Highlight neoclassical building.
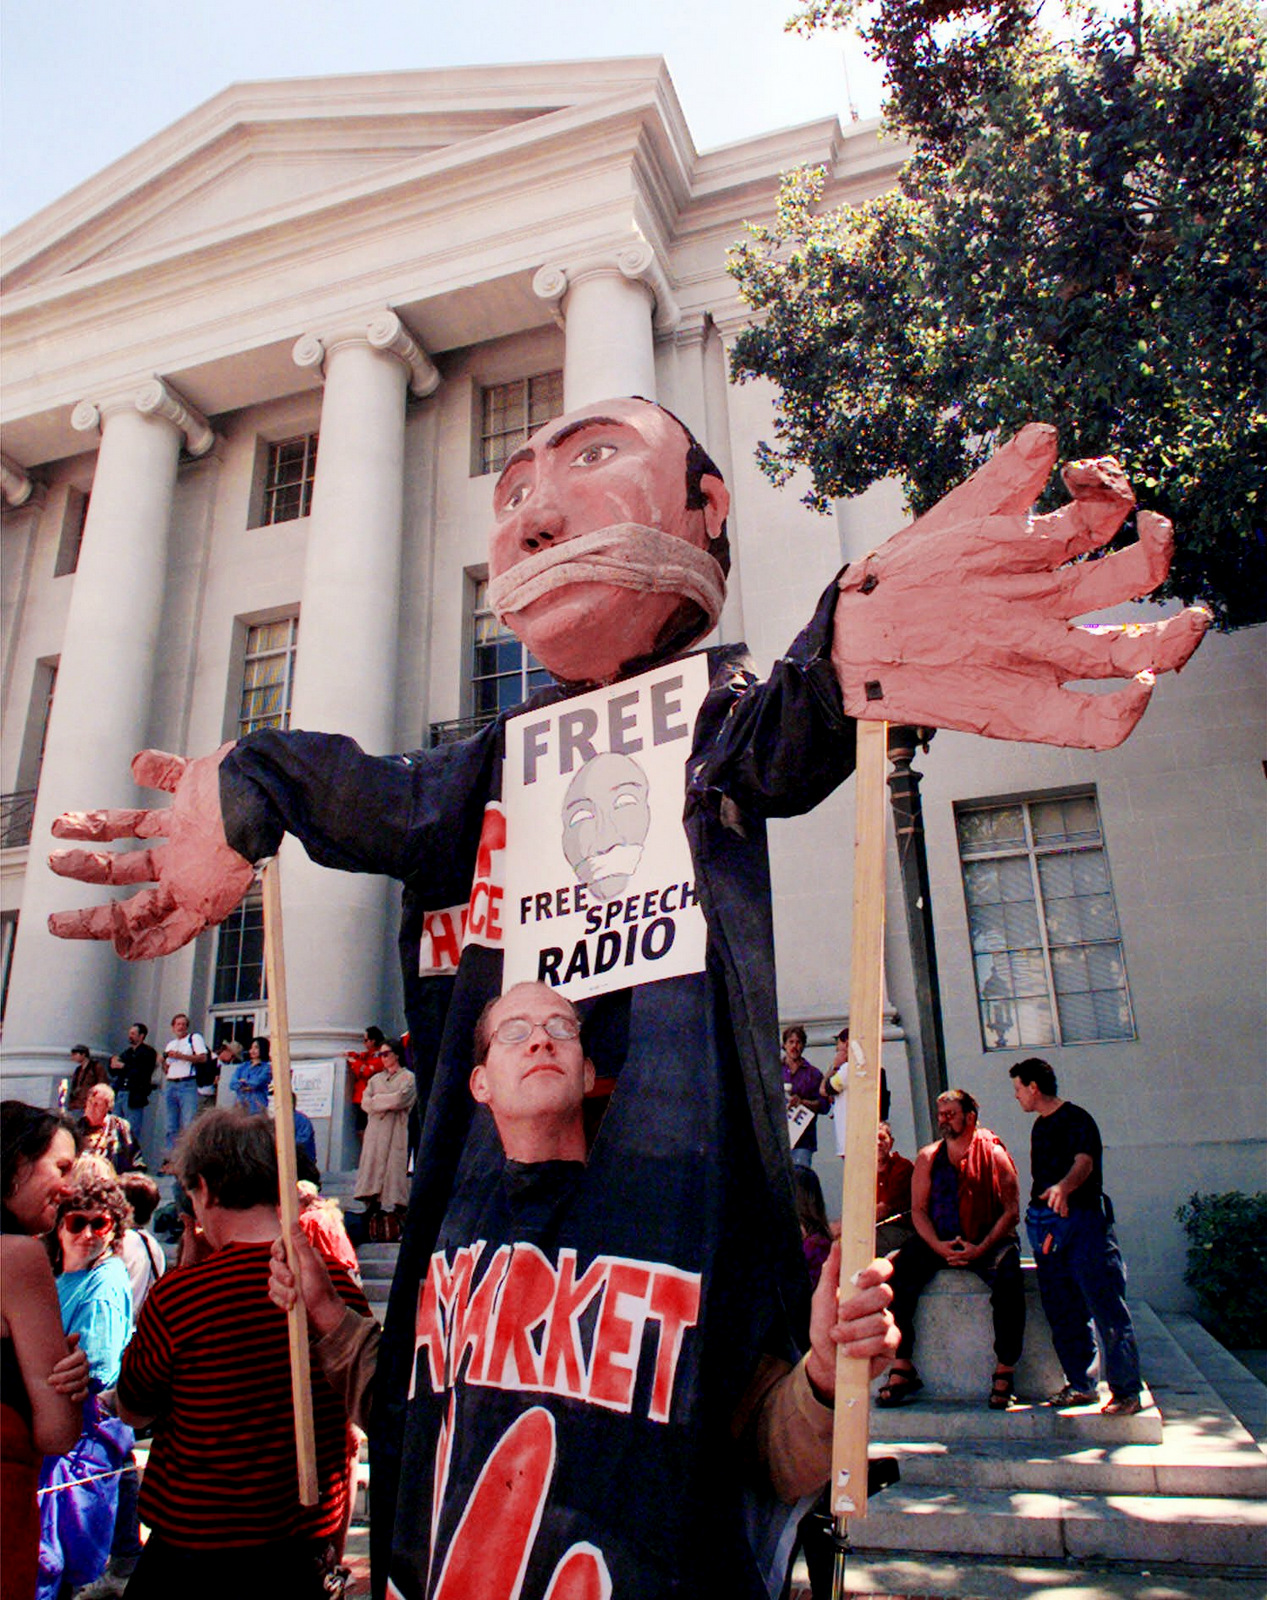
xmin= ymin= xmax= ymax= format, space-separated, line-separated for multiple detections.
xmin=2 ymin=59 xmax=1262 ymax=1306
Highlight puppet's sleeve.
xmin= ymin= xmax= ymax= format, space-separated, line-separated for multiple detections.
xmin=218 ymin=725 xmax=500 ymax=900
xmin=691 ymin=575 xmax=858 ymax=822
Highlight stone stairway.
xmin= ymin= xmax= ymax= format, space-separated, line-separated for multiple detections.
xmin=855 ymin=1300 xmax=1267 ymax=1569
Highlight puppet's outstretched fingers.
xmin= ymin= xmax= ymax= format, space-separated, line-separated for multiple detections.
xmin=109 ymin=894 xmax=206 ymax=961
xmin=1039 ymin=676 xmax=1157 ymax=750
xmin=131 ymin=749 xmax=189 ymax=794
xmin=47 ymin=905 xmax=117 ymax=942
xmin=914 ymin=423 xmax=1058 ymax=537
xmin=1015 ymin=611 xmax=1209 ymax=683
xmin=1054 ymin=511 xmax=1179 ymax=616
xmin=1028 ymin=463 xmax=1136 ymax=566
xmin=48 ymin=847 xmax=161 ymax=887
xmin=51 ymin=808 xmax=152 ymax=844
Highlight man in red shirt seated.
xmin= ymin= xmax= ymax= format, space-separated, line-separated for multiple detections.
xmin=876 ymin=1089 xmax=1024 ymax=1411
xmin=116 ymin=1109 xmax=369 ymax=1599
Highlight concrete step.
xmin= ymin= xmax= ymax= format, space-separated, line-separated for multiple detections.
xmin=1160 ymin=1312 xmax=1267 ymax=1448
xmin=850 ymin=1483 xmax=1267 ymax=1566
xmin=871 ymin=1392 xmax=1163 ymax=1446
xmin=884 ymin=1434 xmax=1267 ymax=1498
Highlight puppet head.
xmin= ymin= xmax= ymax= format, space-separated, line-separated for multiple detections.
xmin=486 ymin=397 xmax=730 ymax=686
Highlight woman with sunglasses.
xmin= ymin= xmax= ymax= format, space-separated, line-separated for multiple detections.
xmin=1 ymin=1103 xmax=89 ymax=1600
xmin=39 ymin=1167 xmax=136 ymax=1600
xmin=353 ymin=1037 xmax=415 ymax=1231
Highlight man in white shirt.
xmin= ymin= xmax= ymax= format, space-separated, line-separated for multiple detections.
xmin=161 ymin=1012 xmax=207 ymax=1160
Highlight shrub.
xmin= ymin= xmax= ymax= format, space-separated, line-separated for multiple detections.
xmin=1174 ymin=1191 xmax=1267 ymax=1348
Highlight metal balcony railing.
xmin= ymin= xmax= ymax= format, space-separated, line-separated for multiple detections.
xmin=427 ymin=713 xmax=497 ymax=748
xmin=0 ymin=790 xmax=37 ymax=849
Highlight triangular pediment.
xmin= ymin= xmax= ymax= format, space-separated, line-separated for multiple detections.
xmin=2 ymin=60 xmax=674 ymax=294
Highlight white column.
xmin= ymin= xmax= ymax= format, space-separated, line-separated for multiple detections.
xmin=534 ymin=242 xmax=679 ymax=409
xmin=2 ymin=382 xmax=212 ymax=1092
xmin=281 ymin=313 xmax=436 ymax=1080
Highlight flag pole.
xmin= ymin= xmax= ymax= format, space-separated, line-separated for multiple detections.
xmin=830 ymin=716 xmax=888 ymax=1584
xmin=261 ymin=851 xmax=320 ymax=1507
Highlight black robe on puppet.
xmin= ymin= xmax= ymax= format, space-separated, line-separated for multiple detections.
xmin=220 ymin=579 xmax=856 ymax=1597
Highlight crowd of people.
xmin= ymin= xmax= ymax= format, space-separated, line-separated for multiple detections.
xmin=5 ymin=995 xmax=1145 ymax=1600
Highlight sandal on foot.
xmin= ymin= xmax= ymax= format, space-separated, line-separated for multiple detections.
xmin=876 ymin=1369 xmax=924 ymax=1407
xmin=988 ymin=1372 xmax=1016 ymax=1410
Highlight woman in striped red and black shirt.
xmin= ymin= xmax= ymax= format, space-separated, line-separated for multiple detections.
xmin=117 ymin=1109 xmax=369 ymax=1600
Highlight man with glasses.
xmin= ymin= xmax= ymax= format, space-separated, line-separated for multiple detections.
xmin=274 ymin=981 xmax=896 ymax=1597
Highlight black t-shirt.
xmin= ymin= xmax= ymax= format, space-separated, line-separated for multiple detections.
xmin=1030 ymin=1101 xmax=1103 ymax=1209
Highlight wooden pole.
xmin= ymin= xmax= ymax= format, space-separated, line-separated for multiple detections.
xmin=261 ymin=853 xmax=320 ymax=1508
xmin=830 ymin=717 xmax=888 ymax=1530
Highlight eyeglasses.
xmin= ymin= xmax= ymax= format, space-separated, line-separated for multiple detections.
xmin=63 ymin=1213 xmax=112 ymax=1236
xmin=492 ymin=1014 xmax=580 ymax=1046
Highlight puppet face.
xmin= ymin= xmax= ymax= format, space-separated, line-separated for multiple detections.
xmin=488 ymin=398 xmax=729 ymax=684
xmin=561 ymin=752 xmax=650 ymax=902
xmin=470 ymin=982 xmax=595 ymax=1153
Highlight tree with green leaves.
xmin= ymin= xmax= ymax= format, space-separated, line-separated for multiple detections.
xmin=729 ymin=0 xmax=1266 ymax=626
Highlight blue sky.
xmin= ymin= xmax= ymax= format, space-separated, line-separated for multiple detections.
xmin=0 ymin=0 xmax=886 ymax=233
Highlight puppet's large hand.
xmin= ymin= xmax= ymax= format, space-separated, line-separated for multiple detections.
xmin=831 ymin=425 xmax=1209 ymax=749
xmin=46 ymin=745 xmax=255 ymax=960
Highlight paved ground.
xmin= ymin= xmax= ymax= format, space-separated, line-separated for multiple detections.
xmin=339 ymin=1529 xmax=1265 ymax=1599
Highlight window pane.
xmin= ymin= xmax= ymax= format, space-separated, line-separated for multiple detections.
xmin=957 ymin=805 xmax=1024 ymax=855
xmin=958 ymin=790 xmax=1132 ymax=1049
xmin=479 ymin=373 xmax=563 ymax=476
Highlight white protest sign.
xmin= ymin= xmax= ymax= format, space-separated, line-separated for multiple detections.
xmin=787 ymin=1100 xmax=817 ymax=1149
xmin=291 ymin=1059 xmax=335 ymax=1121
xmin=502 ymin=655 xmax=710 ymax=1001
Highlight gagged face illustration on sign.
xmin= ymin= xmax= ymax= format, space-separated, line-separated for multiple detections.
xmin=561 ymin=752 xmax=651 ymax=902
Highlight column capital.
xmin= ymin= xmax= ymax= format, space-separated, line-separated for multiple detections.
xmin=70 ymin=379 xmax=215 ymax=457
xmin=293 ymin=311 xmax=439 ymax=398
xmin=533 ymin=242 xmax=681 ymax=336
xmin=0 ymin=451 xmax=37 ymax=508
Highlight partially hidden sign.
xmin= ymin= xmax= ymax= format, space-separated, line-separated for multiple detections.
xmin=501 ymin=656 xmax=710 ymax=1001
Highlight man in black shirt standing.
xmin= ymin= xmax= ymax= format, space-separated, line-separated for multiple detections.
xmin=1010 ymin=1057 xmax=1143 ymax=1415
xmin=111 ymin=1023 xmax=159 ymax=1150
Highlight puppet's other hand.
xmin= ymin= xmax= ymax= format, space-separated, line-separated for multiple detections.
xmin=831 ymin=425 xmax=1209 ymax=749
xmin=47 ymin=743 xmax=255 ymax=960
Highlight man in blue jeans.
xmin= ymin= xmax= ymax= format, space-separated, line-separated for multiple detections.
xmin=1010 ymin=1057 xmax=1143 ymax=1416
xmin=160 ymin=1012 xmax=206 ymax=1161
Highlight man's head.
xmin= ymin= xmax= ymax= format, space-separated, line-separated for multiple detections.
xmin=470 ymin=982 xmax=594 ymax=1163
xmin=1009 ymin=1056 xmax=1057 ymax=1111
xmin=561 ymin=752 xmax=651 ymax=901
xmin=84 ymin=1083 xmax=114 ymax=1128
xmin=70 ymin=1044 xmax=91 ymax=1068
xmin=216 ymin=1039 xmax=241 ymax=1064
xmin=877 ymin=1121 xmax=895 ymax=1160
xmin=172 ymin=1108 xmax=279 ymax=1216
xmin=364 ymin=1026 xmax=385 ymax=1050
xmin=487 ymin=397 xmax=730 ymax=684
xmin=832 ymin=1027 xmax=849 ymax=1070
xmin=171 ymin=1013 xmax=189 ymax=1037
xmin=936 ymin=1089 xmax=979 ymax=1140
xmin=129 ymin=1023 xmax=147 ymax=1045
xmin=782 ymin=1025 xmax=807 ymax=1064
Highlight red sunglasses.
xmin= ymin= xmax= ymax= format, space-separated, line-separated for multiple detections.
xmin=63 ymin=1213 xmax=112 ymax=1236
